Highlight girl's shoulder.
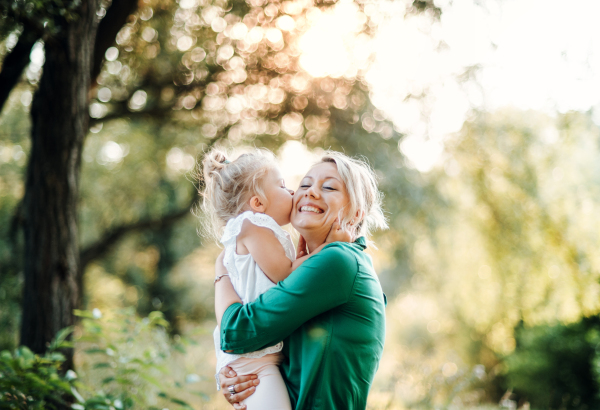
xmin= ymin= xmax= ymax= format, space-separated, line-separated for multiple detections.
xmin=221 ymin=211 xmax=278 ymax=241
xmin=221 ymin=211 xmax=294 ymax=256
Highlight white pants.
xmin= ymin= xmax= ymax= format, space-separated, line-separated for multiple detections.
xmin=228 ymin=353 xmax=292 ymax=410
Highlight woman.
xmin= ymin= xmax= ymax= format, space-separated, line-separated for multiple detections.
xmin=214 ymin=151 xmax=388 ymax=409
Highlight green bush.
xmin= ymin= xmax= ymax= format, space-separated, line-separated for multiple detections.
xmin=503 ymin=317 xmax=600 ymax=410
xmin=0 ymin=309 xmax=194 ymax=410
xmin=0 ymin=339 xmax=74 ymax=409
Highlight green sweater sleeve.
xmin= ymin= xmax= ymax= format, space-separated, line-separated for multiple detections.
xmin=220 ymin=244 xmax=357 ymax=354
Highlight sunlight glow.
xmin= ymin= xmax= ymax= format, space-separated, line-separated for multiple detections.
xmin=298 ymin=0 xmax=369 ymax=78
xmin=363 ymin=0 xmax=600 ymax=172
xmin=277 ymin=141 xmax=322 ymax=190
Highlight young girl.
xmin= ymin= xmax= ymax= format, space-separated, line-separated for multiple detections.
xmin=202 ymin=148 xmax=312 ymax=410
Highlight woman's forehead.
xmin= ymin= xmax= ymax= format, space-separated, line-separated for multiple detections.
xmin=303 ymin=162 xmax=339 ymax=180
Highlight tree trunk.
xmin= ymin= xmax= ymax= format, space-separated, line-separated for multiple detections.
xmin=0 ymin=29 xmax=38 ymax=114
xmin=20 ymin=0 xmax=101 ymax=369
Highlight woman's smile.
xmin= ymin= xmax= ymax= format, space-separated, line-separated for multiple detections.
xmin=298 ymin=203 xmax=324 ymax=214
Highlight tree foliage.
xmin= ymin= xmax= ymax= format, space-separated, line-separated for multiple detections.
xmin=504 ymin=317 xmax=600 ymax=409
xmin=0 ymin=0 xmax=442 ymax=342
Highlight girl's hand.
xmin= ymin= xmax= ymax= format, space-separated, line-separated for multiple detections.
xmin=296 ymin=235 xmax=308 ymax=258
xmin=219 ymin=366 xmax=259 ymax=409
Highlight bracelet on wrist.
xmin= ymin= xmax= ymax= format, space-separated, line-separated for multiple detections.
xmin=214 ymin=273 xmax=230 ymax=284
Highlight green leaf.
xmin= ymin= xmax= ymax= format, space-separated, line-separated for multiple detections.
xmin=101 ymin=376 xmax=115 ymax=384
xmin=114 ymin=377 xmax=134 ymax=386
xmin=47 ymin=352 xmax=66 ymax=362
xmin=169 ymin=397 xmax=192 ymax=407
xmin=49 ymin=326 xmax=75 ymax=351
xmin=74 ymin=309 xmax=95 ymax=319
xmin=152 ymin=364 xmax=168 ymax=373
xmin=71 ymin=386 xmax=85 ymax=403
xmin=192 ymin=391 xmax=211 ymax=400
xmin=84 ymin=348 xmax=107 ymax=355
xmin=139 ymin=373 xmax=163 ymax=388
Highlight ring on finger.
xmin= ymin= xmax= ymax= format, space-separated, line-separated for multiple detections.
xmin=228 ymin=385 xmax=236 ymax=395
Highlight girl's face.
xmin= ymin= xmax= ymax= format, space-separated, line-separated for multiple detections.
xmin=261 ymin=167 xmax=294 ymax=226
xmin=291 ymin=162 xmax=350 ymax=240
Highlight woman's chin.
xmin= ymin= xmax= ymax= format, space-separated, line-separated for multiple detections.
xmin=292 ymin=213 xmax=329 ymax=233
xmin=292 ymin=215 xmax=318 ymax=230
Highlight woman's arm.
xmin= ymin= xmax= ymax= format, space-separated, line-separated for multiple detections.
xmin=220 ymin=244 xmax=357 ymax=354
xmin=216 ymin=220 xmax=353 ymax=329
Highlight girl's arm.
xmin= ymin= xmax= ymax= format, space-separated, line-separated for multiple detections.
xmin=238 ymin=220 xmax=297 ymax=283
xmin=215 ymin=276 xmax=241 ymax=327
xmin=241 ymin=218 xmax=351 ymax=283
xmin=214 ymin=251 xmax=242 ymax=327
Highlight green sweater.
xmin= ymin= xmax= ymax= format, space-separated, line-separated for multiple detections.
xmin=220 ymin=237 xmax=386 ymax=410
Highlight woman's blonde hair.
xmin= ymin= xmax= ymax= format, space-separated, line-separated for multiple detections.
xmin=200 ymin=148 xmax=275 ymax=240
xmin=317 ymin=151 xmax=388 ymax=239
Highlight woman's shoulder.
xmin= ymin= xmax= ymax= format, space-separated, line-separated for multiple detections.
xmin=313 ymin=242 xmax=360 ymax=274
xmin=317 ymin=240 xmax=375 ymax=274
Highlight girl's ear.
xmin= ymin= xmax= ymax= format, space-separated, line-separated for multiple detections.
xmin=249 ymin=195 xmax=266 ymax=213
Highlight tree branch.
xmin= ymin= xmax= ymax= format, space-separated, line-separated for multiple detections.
xmin=92 ymin=0 xmax=139 ymax=82
xmin=80 ymin=196 xmax=197 ymax=271
xmin=0 ymin=28 xmax=39 ymax=114
xmin=90 ymin=104 xmax=175 ymax=125
xmin=79 ymin=132 xmax=227 ymax=270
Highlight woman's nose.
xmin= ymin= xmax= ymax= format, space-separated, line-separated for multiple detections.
xmin=287 ymin=188 xmax=294 ymax=195
xmin=305 ymin=186 xmax=320 ymax=199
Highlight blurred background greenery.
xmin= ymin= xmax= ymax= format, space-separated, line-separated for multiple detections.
xmin=2 ymin=0 xmax=600 ymax=408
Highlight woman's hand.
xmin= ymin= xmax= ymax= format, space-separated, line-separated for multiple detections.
xmin=296 ymin=235 xmax=308 ymax=259
xmin=219 ymin=366 xmax=259 ymax=409
xmin=325 ymin=219 xmax=353 ymax=244
xmin=296 ymin=220 xmax=352 ymax=259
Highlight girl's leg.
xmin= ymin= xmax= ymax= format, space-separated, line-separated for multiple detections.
xmin=241 ymin=362 xmax=291 ymax=410
xmin=228 ymin=354 xmax=292 ymax=410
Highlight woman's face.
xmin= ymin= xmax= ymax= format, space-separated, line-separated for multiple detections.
xmin=291 ymin=162 xmax=350 ymax=240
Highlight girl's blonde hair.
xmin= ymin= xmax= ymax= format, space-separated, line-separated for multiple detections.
xmin=200 ymin=148 xmax=275 ymax=240
xmin=317 ymin=151 xmax=388 ymax=238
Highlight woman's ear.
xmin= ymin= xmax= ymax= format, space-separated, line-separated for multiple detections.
xmin=352 ymin=210 xmax=365 ymax=226
xmin=249 ymin=195 xmax=266 ymax=213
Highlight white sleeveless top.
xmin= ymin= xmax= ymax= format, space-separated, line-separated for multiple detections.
xmin=213 ymin=211 xmax=296 ymax=377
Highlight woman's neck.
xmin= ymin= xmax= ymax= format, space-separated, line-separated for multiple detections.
xmin=297 ymin=228 xmax=329 ymax=254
